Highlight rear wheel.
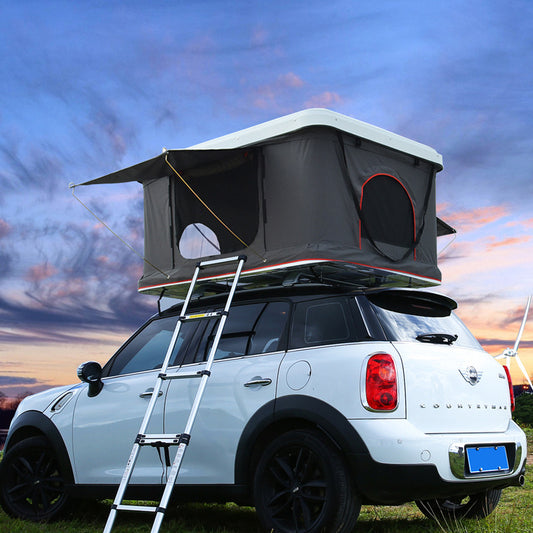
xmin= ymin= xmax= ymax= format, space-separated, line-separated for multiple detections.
xmin=0 ymin=436 xmax=71 ymax=521
xmin=253 ymin=428 xmax=360 ymax=533
xmin=416 ymin=488 xmax=501 ymax=520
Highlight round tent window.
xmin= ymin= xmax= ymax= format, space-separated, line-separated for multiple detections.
xmin=359 ymin=174 xmax=415 ymax=260
xmin=179 ymin=223 xmax=221 ymax=259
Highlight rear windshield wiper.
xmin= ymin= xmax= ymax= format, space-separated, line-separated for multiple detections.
xmin=416 ymin=333 xmax=458 ymax=345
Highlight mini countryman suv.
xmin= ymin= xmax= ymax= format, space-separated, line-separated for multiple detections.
xmin=0 ymin=286 xmax=526 ymax=532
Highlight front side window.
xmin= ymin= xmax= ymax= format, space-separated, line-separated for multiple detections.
xmin=105 ymin=317 xmax=197 ymax=377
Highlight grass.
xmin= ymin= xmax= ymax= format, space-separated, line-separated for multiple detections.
xmin=0 ymin=429 xmax=531 ymax=532
xmin=1 ymin=479 xmax=532 ymax=533
xmin=1 ymin=465 xmax=532 ymax=532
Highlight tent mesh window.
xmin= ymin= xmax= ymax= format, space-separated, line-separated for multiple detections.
xmin=173 ymin=151 xmax=260 ymax=258
xmin=359 ymin=173 xmax=415 ymax=260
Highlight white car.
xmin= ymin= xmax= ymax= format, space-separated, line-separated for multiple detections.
xmin=0 ymin=286 xmax=526 ymax=532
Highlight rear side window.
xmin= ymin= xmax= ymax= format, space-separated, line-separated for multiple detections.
xmin=196 ymin=301 xmax=290 ymax=361
xmin=290 ymin=297 xmax=366 ymax=349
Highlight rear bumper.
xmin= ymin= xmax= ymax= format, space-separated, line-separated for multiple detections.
xmin=347 ymin=453 xmax=525 ymax=505
xmin=348 ymin=418 xmax=527 ymax=504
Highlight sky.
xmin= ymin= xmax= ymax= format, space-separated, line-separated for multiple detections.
xmin=0 ymin=0 xmax=532 ymax=397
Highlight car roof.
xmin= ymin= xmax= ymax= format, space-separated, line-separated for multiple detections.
xmin=160 ymin=284 xmax=455 ymax=317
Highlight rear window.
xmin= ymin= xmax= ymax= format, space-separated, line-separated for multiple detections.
xmin=368 ymin=291 xmax=482 ymax=350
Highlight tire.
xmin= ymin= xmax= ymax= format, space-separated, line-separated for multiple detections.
xmin=416 ymin=488 xmax=502 ymax=521
xmin=253 ymin=428 xmax=361 ymax=533
xmin=0 ymin=436 xmax=71 ymax=521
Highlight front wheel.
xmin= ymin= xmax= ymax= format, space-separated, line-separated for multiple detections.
xmin=416 ymin=488 xmax=502 ymax=521
xmin=253 ymin=428 xmax=360 ymax=533
xmin=0 ymin=436 xmax=71 ymax=521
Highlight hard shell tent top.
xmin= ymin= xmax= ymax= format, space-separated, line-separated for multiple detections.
xmin=78 ymin=109 xmax=453 ymax=297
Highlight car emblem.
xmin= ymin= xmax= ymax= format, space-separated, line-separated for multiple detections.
xmin=459 ymin=366 xmax=482 ymax=385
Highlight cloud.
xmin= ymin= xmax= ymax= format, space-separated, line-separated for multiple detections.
xmin=26 ymin=263 xmax=58 ymax=283
xmin=251 ymin=26 xmax=268 ymax=47
xmin=279 ymin=72 xmax=305 ymax=89
xmin=304 ymin=91 xmax=343 ymax=108
xmin=486 ymin=236 xmax=531 ymax=252
xmin=0 ymin=219 xmax=10 ymax=238
xmin=478 ymin=339 xmax=533 ymax=350
xmin=0 ymin=287 xmax=155 ymax=344
xmin=252 ymin=72 xmax=306 ymax=110
xmin=0 ymin=376 xmax=38 ymax=386
xmin=0 ymin=210 xmax=155 ymax=341
xmin=498 ymin=300 xmax=533 ymax=330
xmin=0 ymin=324 xmax=123 ymax=347
xmin=0 ymin=250 xmax=13 ymax=280
xmin=438 ymin=204 xmax=509 ymax=233
xmin=506 ymin=217 xmax=533 ymax=230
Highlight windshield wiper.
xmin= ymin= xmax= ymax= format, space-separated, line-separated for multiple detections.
xmin=416 ymin=333 xmax=458 ymax=345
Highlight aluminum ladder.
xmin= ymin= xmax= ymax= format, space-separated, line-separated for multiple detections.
xmin=103 ymin=255 xmax=247 ymax=533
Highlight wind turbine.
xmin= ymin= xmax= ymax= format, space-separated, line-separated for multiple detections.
xmin=495 ymin=296 xmax=532 ymax=391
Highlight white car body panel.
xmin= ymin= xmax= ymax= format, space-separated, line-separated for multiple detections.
xmin=278 ymin=342 xmax=406 ymax=419
xmin=71 ymin=371 xmax=167 ymax=484
xmin=164 ymin=352 xmax=284 ymax=484
xmin=395 ymin=343 xmax=512 ymax=433
xmin=14 ymin=385 xmax=74 ymax=418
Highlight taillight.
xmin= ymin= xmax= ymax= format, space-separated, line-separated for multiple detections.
xmin=503 ymin=365 xmax=515 ymax=412
xmin=365 ymin=353 xmax=398 ymax=411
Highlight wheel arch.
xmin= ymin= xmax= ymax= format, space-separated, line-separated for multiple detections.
xmin=3 ymin=410 xmax=74 ymax=485
xmin=235 ymin=395 xmax=369 ymax=488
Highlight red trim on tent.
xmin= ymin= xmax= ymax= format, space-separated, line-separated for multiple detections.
xmin=139 ymin=257 xmax=441 ymax=293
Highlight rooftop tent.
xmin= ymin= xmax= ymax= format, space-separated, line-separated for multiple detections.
xmin=78 ymin=109 xmax=451 ymax=297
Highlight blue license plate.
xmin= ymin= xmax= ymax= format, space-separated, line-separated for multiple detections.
xmin=466 ymin=445 xmax=509 ymax=474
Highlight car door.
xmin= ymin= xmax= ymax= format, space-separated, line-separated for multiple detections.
xmin=164 ymin=300 xmax=290 ymax=484
xmin=71 ymin=314 xmax=197 ymax=485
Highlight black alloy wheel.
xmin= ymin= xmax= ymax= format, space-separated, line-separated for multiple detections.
xmin=253 ymin=428 xmax=360 ymax=533
xmin=0 ymin=436 xmax=70 ymax=521
xmin=416 ymin=488 xmax=502 ymax=521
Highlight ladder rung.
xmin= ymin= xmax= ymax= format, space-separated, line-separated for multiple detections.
xmin=159 ymin=370 xmax=210 ymax=381
xmin=180 ymin=310 xmax=225 ymax=321
xmin=116 ymin=504 xmax=158 ymax=513
xmin=136 ymin=434 xmax=181 ymax=446
xmin=198 ymin=255 xmax=245 ymax=268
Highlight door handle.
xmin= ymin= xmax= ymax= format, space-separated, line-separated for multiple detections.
xmin=139 ymin=388 xmax=163 ymax=398
xmin=244 ymin=377 xmax=272 ymax=387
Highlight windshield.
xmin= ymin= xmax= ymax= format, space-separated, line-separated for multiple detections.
xmin=369 ymin=293 xmax=482 ymax=350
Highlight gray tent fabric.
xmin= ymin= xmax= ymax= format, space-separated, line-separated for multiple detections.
xmin=80 ymin=125 xmax=449 ymax=296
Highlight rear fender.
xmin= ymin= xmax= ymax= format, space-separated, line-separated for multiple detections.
xmin=235 ymin=395 xmax=369 ymax=486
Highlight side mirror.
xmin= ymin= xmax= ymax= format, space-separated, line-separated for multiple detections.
xmin=77 ymin=361 xmax=104 ymax=397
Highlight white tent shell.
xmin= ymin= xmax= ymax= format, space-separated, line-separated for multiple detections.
xmin=80 ymin=109 xmax=452 ymax=298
